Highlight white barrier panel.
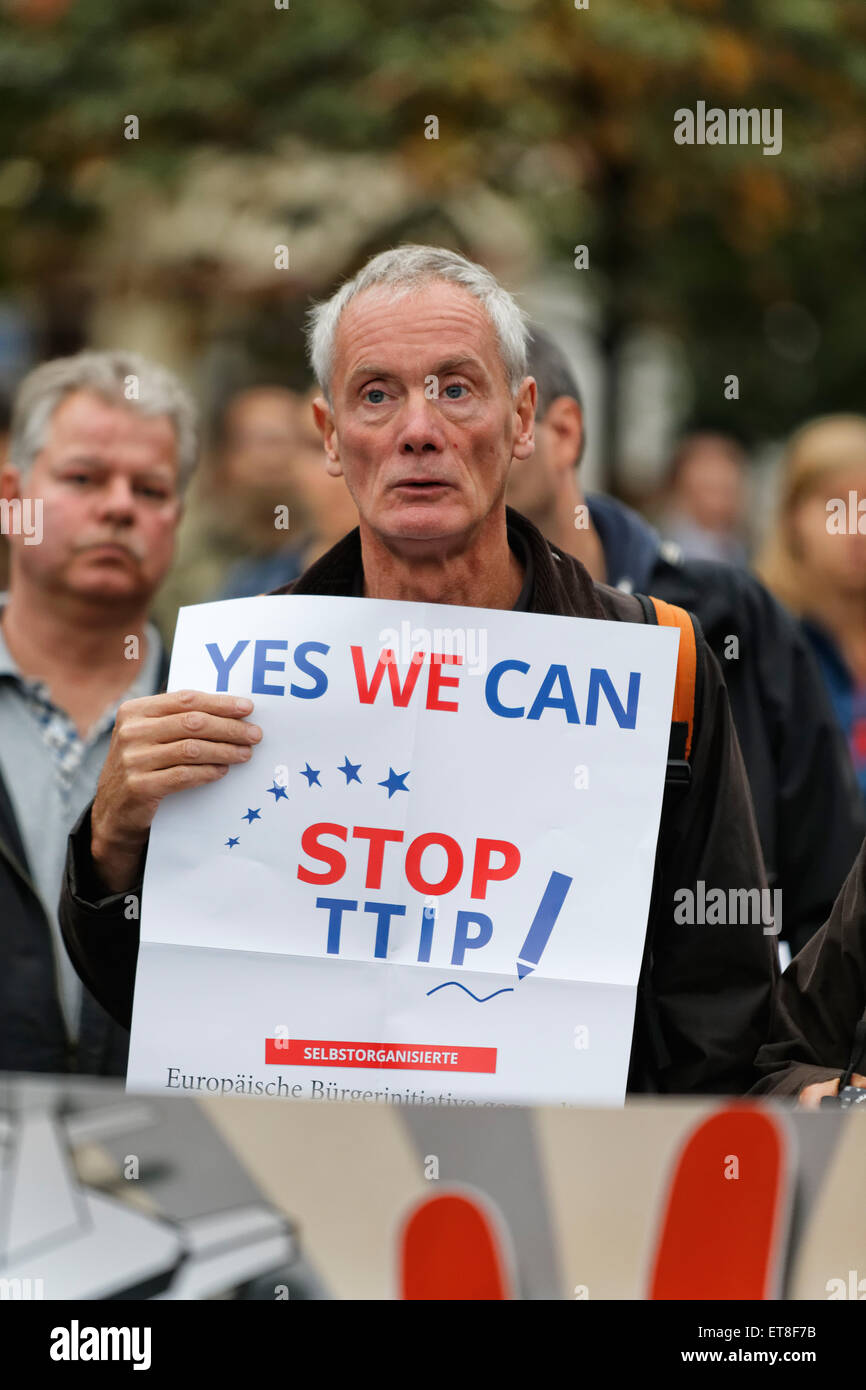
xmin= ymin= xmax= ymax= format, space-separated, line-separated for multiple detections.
xmin=0 ymin=1076 xmax=861 ymax=1301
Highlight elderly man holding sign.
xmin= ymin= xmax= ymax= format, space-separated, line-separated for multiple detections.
xmin=59 ymin=246 xmax=776 ymax=1100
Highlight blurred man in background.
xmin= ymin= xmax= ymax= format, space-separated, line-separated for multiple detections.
xmin=151 ymin=385 xmax=308 ymax=640
xmin=658 ymin=431 xmax=750 ymax=566
xmin=0 ymin=349 xmax=196 ymax=1074
xmin=217 ymin=385 xmax=358 ymax=598
xmin=506 ymin=326 xmax=865 ymax=956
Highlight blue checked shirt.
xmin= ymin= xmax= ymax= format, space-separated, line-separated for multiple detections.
xmin=0 ymin=604 xmax=162 ymax=1038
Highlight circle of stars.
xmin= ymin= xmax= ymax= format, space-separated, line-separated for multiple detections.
xmin=223 ymin=755 xmax=410 ymax=848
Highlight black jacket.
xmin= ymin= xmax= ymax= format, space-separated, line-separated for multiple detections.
xmin=751 ymin=833 xmax=866 ymax=1097
xmin=0 ymin=645 xmax=169 ymax=1076
xmin=59 ymin=507 xmax=778 ymax=1095
xmin=589 ymin=494 xmax=865 ymax=955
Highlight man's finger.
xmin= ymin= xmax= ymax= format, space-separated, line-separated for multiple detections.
xmin=134 ymin=739 xmax=258 ymax=772
xmin=131 ymin=763 xmax=232 ymax=799
xmin=121 ymin=690 xmax=255 ymax=720
xmin=121 ymin=711 xmax=263 ymax=749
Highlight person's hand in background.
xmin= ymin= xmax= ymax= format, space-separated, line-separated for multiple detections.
xmin=798 ymin=1073 xmax=866 ymax=1108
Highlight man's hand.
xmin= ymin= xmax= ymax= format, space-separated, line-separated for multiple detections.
xmin=798 ymin=1073 xmax=866 ymax=1108
xmin=90 ymin=690 xmax=261 ymax=893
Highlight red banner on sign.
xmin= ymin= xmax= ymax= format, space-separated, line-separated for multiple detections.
xmin=265 ymin=1038 xmax=497 ymax=1073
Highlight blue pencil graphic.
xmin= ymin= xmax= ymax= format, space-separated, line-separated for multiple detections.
xmin=517 ymin=870 xmax=573 ymax=979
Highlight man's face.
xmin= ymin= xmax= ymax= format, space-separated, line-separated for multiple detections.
xmin=505 ymin=412 xmax=564 ymax=521
xmin=1 ymin=389 xmax=181 ymax=605
xmin=220 ymin=389 xmax=301 ymax=495
xmin=313 ymin=281 xmax=535 ymax=550
xmin=675 ymin=445 xmax=746 ymax=533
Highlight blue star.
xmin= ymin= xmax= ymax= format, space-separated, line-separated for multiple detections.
xmin=225 ymin=837 xmax=240 ymax=849
xmin=378 ymin=767 xmax=410 ymax=798
xmin=300 ymin=763 xmax=322 ymax=787
xmin=267 ymin=782 xmax=289 ymax=801
xmin=242 ymin=807 xmax=261 ymax=823
xmin=338 ymin=756 xmax=362 ymax=785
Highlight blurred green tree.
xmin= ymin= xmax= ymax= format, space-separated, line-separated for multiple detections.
xmin=1 ymin=0 xmax=865 ymax=480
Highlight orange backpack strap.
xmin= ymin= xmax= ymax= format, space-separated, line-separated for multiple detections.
xmin=647 ymin=596 xmax=697 ymax=760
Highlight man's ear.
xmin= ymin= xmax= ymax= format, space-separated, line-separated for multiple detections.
xmin=512 ymin=376 xmax=537 ymax=462
xmin=311 ymin=395 xmax=343 ymax=478
xmin=543 ymin=396 xmax=584 ymax=476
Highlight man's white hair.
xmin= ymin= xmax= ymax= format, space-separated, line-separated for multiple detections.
xmin=306 ymin=245 xmax=530 ymax=402
xmin=9 ymin=349 xmax=199 ymax=494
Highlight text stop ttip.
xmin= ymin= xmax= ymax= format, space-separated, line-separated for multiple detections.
xmin=298 ymin=822 xmax=523 ymax=968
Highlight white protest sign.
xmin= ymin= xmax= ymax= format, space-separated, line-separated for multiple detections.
xmin=126 ymin=595 xmax=679 ymax=1107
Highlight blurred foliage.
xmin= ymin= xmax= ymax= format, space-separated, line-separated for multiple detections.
xmin=1 ymin=0 xmax=866 ymax=453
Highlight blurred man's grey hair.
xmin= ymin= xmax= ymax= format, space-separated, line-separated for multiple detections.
xmin=9 ymin=350 xmax=200 ymax=494
xmin=306 ymin=245 xmax=530 ymax=403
